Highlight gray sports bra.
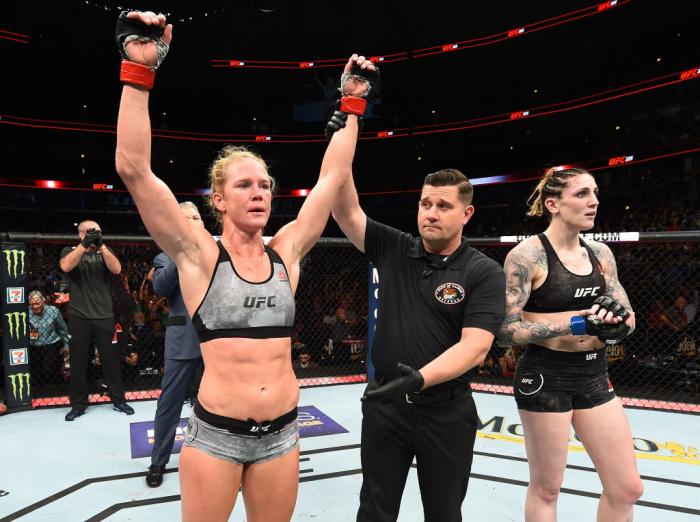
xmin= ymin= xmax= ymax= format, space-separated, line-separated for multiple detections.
xmin=192 ymin=242 xmax=295 ymax=342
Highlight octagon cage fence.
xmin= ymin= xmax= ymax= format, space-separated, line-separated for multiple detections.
xmin=1 ymin=230 xmax=698 ymax=414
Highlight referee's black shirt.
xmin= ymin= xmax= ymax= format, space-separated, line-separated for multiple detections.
xmin=366 ymin=218 xmax=506 ymax=393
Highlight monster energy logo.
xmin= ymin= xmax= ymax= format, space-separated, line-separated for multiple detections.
xmin=5 ymin=311 xmax=27 ymax=341
xmin=3 ymin=249 xmax=25 ymax=279
xmin=9 ymin=372 xmax=30 ymax=402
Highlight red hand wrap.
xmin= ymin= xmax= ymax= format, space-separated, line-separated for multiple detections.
xmin=120 ymin=60 xmax=155 ymax=90
xmin=340 ymin=96 xmax=367 ymax=116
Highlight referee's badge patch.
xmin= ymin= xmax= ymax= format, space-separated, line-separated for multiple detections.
xmin=435 ymin=283 xmax=465 ymax=304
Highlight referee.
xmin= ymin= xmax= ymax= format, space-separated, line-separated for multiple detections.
xmin=331 ymin=168 xmax=505 ymax=522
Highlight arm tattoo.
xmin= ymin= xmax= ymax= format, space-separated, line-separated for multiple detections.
xmin=590 ymin=241 xmax=635 ymax=333
xmin=497 ymin=241 xmax=569 ymax=347
xmin=498 ymin=315 xmax=569 ymax=347
xmin=589 ymin=242 xmax=632 ymax=310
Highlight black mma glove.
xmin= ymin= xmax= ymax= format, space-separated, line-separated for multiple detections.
xmin=341 ymin=63 xmax=381 ymax=101
xmin=116 ymin=11 xmax=171 ymax=90
xmin=325 ymin=62 xmax=380 ymax=138
xmin=81 ymin=229 xmax=101 ymax=249
xmin=362 ymin=363 xmax=424 ymax=402
xmin=586 ymin=296 xmax=631 ymax=344
xmin=115 ymin=11 xmax=169 ymax=69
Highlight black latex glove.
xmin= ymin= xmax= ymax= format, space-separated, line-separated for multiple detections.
xmin=92 ymin=230 xmax=104 ymax=249
xmin=81 ymin=229 xmax=101 ymax=249
xmin=362 ymin=363 xmax=424 ymax=402
xmin=325 ymin=109 xmax=348 ymax=138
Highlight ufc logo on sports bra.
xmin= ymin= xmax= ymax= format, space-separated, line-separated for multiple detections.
xmin=243 ymin=296 xmax=277 ymax=309
xmin=574 ymin=286 xmax=600 ymax=298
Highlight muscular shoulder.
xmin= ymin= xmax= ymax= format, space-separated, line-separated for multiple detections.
xmin=585 ymin=238 xmax=613 ymax=258
xmin=584 ymin=238 xmax=616 ymax=275
xmin=503 ymin=236 xmax=548 ymax=288
xmin=507 ymin=236 xmax=546 ymax=268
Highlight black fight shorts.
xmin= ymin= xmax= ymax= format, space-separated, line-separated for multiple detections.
xmin=514 ymin=345 xmax=615 ymax=412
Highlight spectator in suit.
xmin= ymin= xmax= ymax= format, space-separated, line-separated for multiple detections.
xmin=146 ymin=202 xmax=205 ymax=488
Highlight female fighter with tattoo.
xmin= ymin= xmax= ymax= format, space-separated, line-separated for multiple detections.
xmin=497 ymin=167 xmax=643 ymax=522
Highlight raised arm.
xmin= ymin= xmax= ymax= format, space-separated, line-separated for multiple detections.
xmin=270 ymin=55 xmax=377 ymax=263
xmin=114 ymin=11 xmax=209 ymax=266
xmin=332 ymin=168 xmax=368 ymax=252
xmin=330 ymin=60 xmax=373 ymax=252
xmin=496 ymin=241 xmax=577 ymax=347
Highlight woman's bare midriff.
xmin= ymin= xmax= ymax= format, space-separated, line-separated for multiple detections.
xmin=522 ymin=310 xmax=604 ymax=352
xmin=197 ymin=336 xmax=299 ymax=422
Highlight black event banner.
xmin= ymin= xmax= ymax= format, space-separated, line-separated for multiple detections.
xmin=1 ymin=242 xmax=31 ymax=408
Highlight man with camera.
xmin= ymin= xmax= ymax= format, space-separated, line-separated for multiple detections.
xmin=60 ymin=220 xmax=134 ymax=421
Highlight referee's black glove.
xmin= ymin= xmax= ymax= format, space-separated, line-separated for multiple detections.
xmin=362 ymin=363 xmax=424 ymax=402
xmin=325 ymin=107 xmax=349 ymax=138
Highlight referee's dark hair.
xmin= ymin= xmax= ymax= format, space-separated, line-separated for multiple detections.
xmin=423 ymin=169 xmax=473 ymax=206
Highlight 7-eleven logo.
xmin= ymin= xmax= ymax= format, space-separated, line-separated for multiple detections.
xmin=7 ymin=287 xmax=25 ymax=304
xmin=10 ymin=348 xmax=28 ymax=365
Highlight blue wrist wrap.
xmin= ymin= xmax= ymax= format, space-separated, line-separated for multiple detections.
xmin=570 ymin=316 xmax=587 ymax=336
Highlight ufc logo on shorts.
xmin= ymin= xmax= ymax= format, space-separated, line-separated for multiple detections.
xmin=586 ymin=353 xmax=597 ymax=361
xmin=521 ymin=378 xmax=533 ymax=384
xmin=574 ymin=286 xmax=600 ymax=298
